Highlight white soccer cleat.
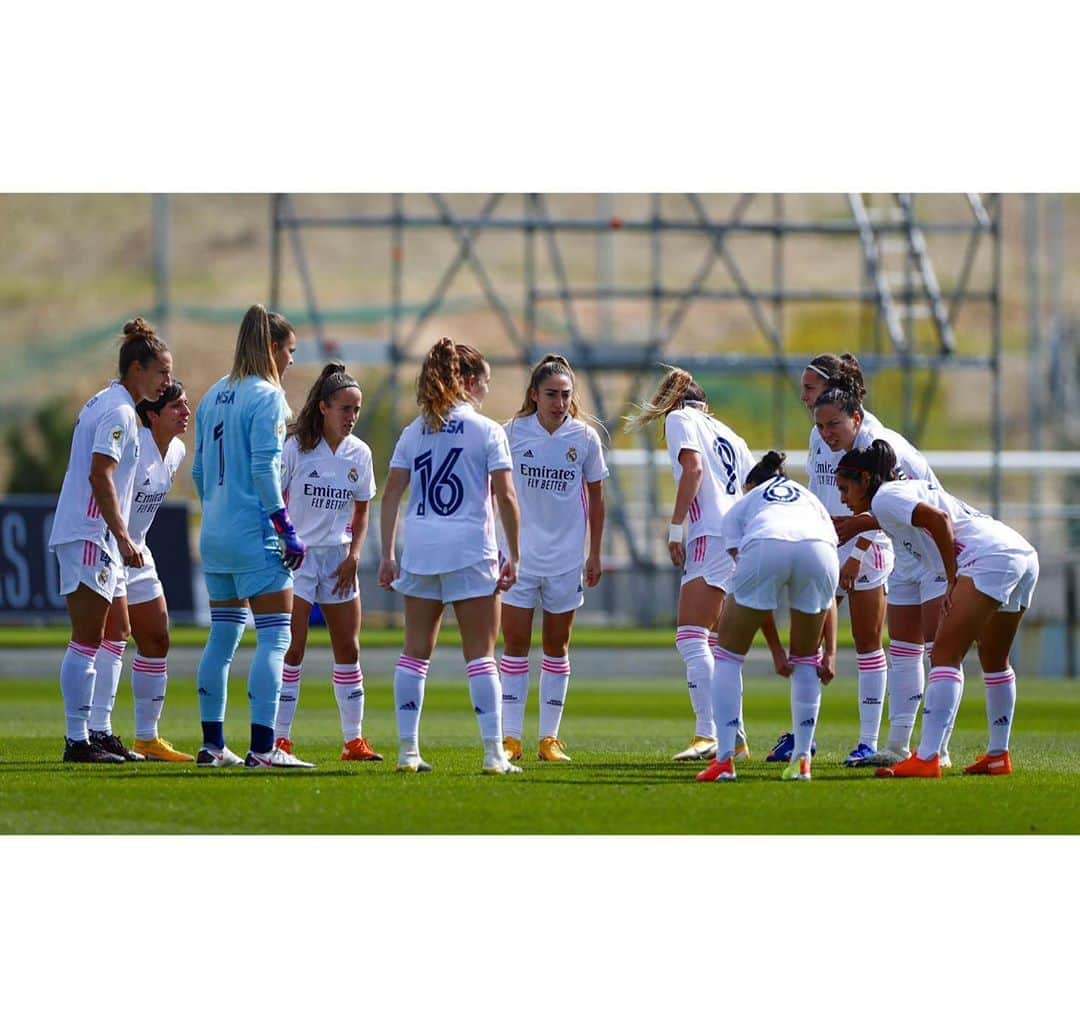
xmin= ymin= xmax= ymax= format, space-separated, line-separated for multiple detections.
xmin=672 ymin=736 xmax=717 ymax=761
xmin=939 ymin=751 xmax=953 ymax=769
xmin=482 ymin=740 xmax=523 ymax=775
xmin=195 ymin=746 xmax=244 ymax=768
xmin=243 ymin=747 xmax=315 ymax=769
xmin=396 ymin=746 xmax=432 ymax=773
xmin=861 ymin=744 xmax=911 ymax=767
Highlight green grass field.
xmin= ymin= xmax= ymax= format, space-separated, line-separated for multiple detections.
xmin=2 ymin=673 xmax=1077 ymax=834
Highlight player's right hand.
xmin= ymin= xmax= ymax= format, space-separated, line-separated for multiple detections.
xmin=119 ymin=536 xmax=144 ymax=569
xmin=496 ymin=557 xmax=518 ymax=592
xmin=270 ymin=508 xmax=306 ymax=570
xmin=668 ymin=541 xmax=685 ymax=568
xmin=817 ymin=651 xmax=837 ymax=685
xmin=377 ymin=557 xmax=398 ymax=591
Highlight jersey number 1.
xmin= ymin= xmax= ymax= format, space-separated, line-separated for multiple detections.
xmin=213 ymin=422 xmax=225 ymax=486
xmin=414 ymin=447 xmax=464 ymax=517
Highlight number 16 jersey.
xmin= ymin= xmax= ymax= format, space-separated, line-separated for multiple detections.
xmin=389 ymin=401 xmax=512 ymax=574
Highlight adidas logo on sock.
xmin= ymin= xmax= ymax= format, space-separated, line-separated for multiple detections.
xmin=993 ymin=715 xmax=1010 ymax=726
xmin=473 ymin=706 xmax=485 ymax=714
xmin=726 ymin=718 xmax=740 ymax=727
xmin=398 ymin=700 xmax=418 ymax=711
xmin=197 ymin=687 xmax=208 ymax=696
xmin=800 ymin=718 xmax=815 ymax=727
xmin=524 ymin=449 xmax=535 ymax=457
xmin=908 ymin=693 xmax=923 ymax=702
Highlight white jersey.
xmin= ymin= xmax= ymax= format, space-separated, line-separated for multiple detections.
xmin=808 ymin=409 xmax=938 ymax=565
xmin=48 ymin=381 xmax=142 ymax=565
xmin=665 ymin=407 xmax=755 ymax=542
xmin=871 ymin=479 xmax=1034 ymax=574
xmin=722 ymin=476 xmax=838 ymax=552
xmin=281 ymin=433 xmax=376 ymax=547
xmin=504 ymin=413 xmax=609 ymax=577
xmin=128 ymin=429 xmax=186 ymax=549
xmin=389 ymin=401 xmax=512 ymax=575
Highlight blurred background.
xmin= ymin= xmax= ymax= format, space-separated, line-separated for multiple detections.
xmin=0 ymin=193 xmax=1076 ymax=673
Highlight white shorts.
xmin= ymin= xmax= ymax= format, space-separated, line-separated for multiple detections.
xmin=53 ymin=540 xmax=123 ymax=602
xmin=119 ymin=550 xmax=165 ymax=607
xmin=503 ymin=567 xmax=584 ymax=614
xmin=959 ymin=547 xmax=1039 ymax=613
xmin=293 ymin=544 xmax=359 ymax=606
xmin=888 ymin=567 xmax=949 ymax=607
xmin=682 ymin=534 xmax=735 ymax=591
xmin=838 ymin=539 xmax=893 ymax=594
xmin=731 ymin=538 xmax=840 ymax=614
xmin=393 ymin=558 xmax=500 ymax=604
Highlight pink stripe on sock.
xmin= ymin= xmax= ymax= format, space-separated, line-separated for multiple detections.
xmin=714 ymin=646 xmax=745 ymax=665
xmin=542 ymin=660 xmax=570 ymax=673
xmin=928 ymin=667 xmax=962 ymax=683
xmin=100 ymin=639 xmax=126 ymax=657
xmin=889 ymin=643 xmax=924 ymax=657
xmin=132 ymin=658 xmax=167 ymax=673
xmin=396 ymin=655 xmax=429 ymax=675
xmin=790 ymin=650 xmax=823 ymax=667
xmin=282 ymin=668 xmax=302 ymax=682
xmin=500 ymin=657 xmax=529 ymax=672
xmin=675 ymin=627 xmax=709 ymax=641
xmin=67 ymin=640 xmax=98 ymax=659
xmin=333 ymin=671 xmax=363 ymax=683
xmin=467 ymin=661 xmax=498 ymax=678
xmin=985 ymin=670 xmax=1015 ymax=686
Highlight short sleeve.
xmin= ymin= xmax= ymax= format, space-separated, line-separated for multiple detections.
xmin=92 ymin=410 xmax=135 ymax=464
xmin=664 ymin=411 xmax=699 ymax=465
xmin=486 ymin=422 xmax=512 ymax=472
xmin=871 ymin=483 xmax=919 ymax=537
xmin=389 ymin=425 xmax=413 ymax=470
xmin=583 ymin=427 xmax=609 ymax=483
xmin=356 ymin=443 xmax=377 ymax=501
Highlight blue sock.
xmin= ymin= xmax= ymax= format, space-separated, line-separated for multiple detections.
xmin=249 ymin=613 xmax=291 ymax=748
xmin=251 ymin=723 xmax=275 ymax=754
xmin=196 ymin=608 xmax=246 ymax=746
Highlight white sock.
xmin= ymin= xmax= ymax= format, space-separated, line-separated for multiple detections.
xmin=333 ymin=663 xmax=364 ymax=741
xmin=886 ymin=641 xmax=924 ymax=751
xmin=394 ymin=655 xmax=429 ymax=744
xmin=676 ymin=625 xmax=715 ymax=738
xmin=275 ymin=662 xmax=302 ymax=738
xmin=790 ymin=654 xmax=822 ymax=759
xmin=918 ymin=665 xmax=964 ymax=760
xmin=710 ymin=646 xmax=744 ymax=761
xmin=984 ymin=667 xmax=1017 ymax=754
xmin=466 ymin=657 xmax=502 ymax=742
xmin=61 ymin=641 xmax=98 ymax=741
xmin=499 ymin=655 xmax=530 ymax=739
xmin=538 ymin=653 xmax=570 ymax=739
xmin=856 ymin=649 xmax=887 ymax=749
xmin=713 ymin=631 xmax=746 ymax=734
xmin=89 ymin=638 xmax=126 ymax=733
xmin=131 ymin=653 xmax=168 ymax=741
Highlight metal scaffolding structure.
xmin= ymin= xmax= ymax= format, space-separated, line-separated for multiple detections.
xmin=268 ymin=193 xmax=1004 ymax=620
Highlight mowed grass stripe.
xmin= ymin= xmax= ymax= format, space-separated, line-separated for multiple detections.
xmin=1 ymin=677 xmax=1077 ymax=835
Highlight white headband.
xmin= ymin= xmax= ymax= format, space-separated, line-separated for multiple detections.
xmin=806 ymin=363 xmax=832 ymax=381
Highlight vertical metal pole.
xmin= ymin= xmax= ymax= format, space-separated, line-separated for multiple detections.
xmin=525 ymin=194 xmax=536 ymax=354
xmin=901 ymin=197 xmax=914 ymax=439
xmin=646 ymin=194 xmax=662 ymax=597
xmin=1026 ymin=195 xmax=1042 ymax=548
xmin=269 ymin=194 xmax=282 ymax=308
xmin=152 ymin=194 xmax=170 ymax=337
xmin=991 ymin=194 xmax=1003 ymax=515
xmin=773 ymin=193 xmax=785 ymax=447
xmin=389 ymin=193 xmax=404 ymax=443
xmin=597 ymin=194 xmax=615 ymax=344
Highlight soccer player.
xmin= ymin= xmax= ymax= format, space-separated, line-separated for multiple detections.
xmin=92 ymin=381 xmax=195 ymax=762
xmin=191 ymin=304 xmax=313 ymax=770
xmin=47 ymin=317 xmax=173 ymax=762
xmin=696 ymin=452 xmax=840 ymax=783
xmin=378 ymin=336 xmax=522 ymax=775
xmin=273 ymin=362 xmax=381 ymax=763
xmin=498 ymin=354 xmax=608 ymax=763
xmin=625 ymin=367 xmax=786 ymax=763
xmin=836 ymin=440 xmax=1039 ymax=778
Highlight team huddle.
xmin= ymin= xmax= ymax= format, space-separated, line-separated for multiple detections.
xmin=48 ymin=308 xmax=1039 ymax=781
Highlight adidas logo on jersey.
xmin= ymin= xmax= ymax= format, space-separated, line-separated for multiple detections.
xmin=523 ymin=449 xmax=535 ymax=458
xmin=308 ymin=470 xmax=320 ymax=478
xmin=142 ymin=476 xmax=151 ymax=485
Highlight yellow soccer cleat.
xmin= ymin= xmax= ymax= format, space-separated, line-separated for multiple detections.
xmin=538 ymin=736 xmax=572 ymax=762
xmin=672 ymin=736 xmax=717 ymax=761
xmin=133 ymin=737 xmax=195 ymax=763
xmin=733 ymin=729 xmax=751 ymax=762
xmin=502 ymin=736 xmax=523 ymax=762
xmin=782 ymin=754 xmax=812 ymax=781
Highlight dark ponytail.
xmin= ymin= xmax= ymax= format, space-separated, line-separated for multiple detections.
xmin=814 ymin=385 xmax=862 ymax=418
xmin=118 ymin=317 xmax=168 ymax=378
xmin=745 ymin=450 xmax=786 ymax=488
xmin=289 ymin=362 xmax=361 ymax=452
xmin=836 ymin=439 xmax=897 ymax=498
xmin=806 ymin=351 xmax=867 ymax=405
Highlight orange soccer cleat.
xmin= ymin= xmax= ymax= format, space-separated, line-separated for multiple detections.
xmin=875 ymin=752 xmax=941 ymax=778
xmin=963 ymin=751 xmax=1012 ymax=776
xmin=502 ymin=736 xmax=523 ymax=762
xmin=341 ymin=737 xmax=384 ymax=762
xmin=696 ymin=757 xmax=736 ymax=782
xmin=274 ymin=737 xmax=293 ymax=755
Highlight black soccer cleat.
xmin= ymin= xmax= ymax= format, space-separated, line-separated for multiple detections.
xmin=89 ymin=730 xmax=145 ymax=761
xmin=64 ymin=737 xmax=125 ymax=764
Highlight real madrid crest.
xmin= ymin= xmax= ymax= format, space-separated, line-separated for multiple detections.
xmin=348 ymin=467 xmax=359 ymax=483
xmin=98 ymin=568 xmax=109 ymax=587
xmin=566 ymin=447 xmax=577 ymax=463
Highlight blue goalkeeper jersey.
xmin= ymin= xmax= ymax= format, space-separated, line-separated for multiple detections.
xmin=192 ymin=374 xmax=289 ymax=574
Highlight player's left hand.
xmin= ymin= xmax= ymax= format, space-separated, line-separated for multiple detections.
xmin=772 ymin=650 xmax=794 ymax=678
xmin=332 ymin=554 xmax=359 ymax=596
xmin=496 ymin=556 xmax=518 ymax=592
xmin=585 ymin=554 xmax=602 ymax=588
xmin=834 ymin=514 xmax=874 ymax=544
xmin=377 ymin=557 xmax=398 ymax=591
xmin=839 ymin=555 xmax=862 ymax=591
xmin=817 ymin=651 xmax=836 ymax=685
